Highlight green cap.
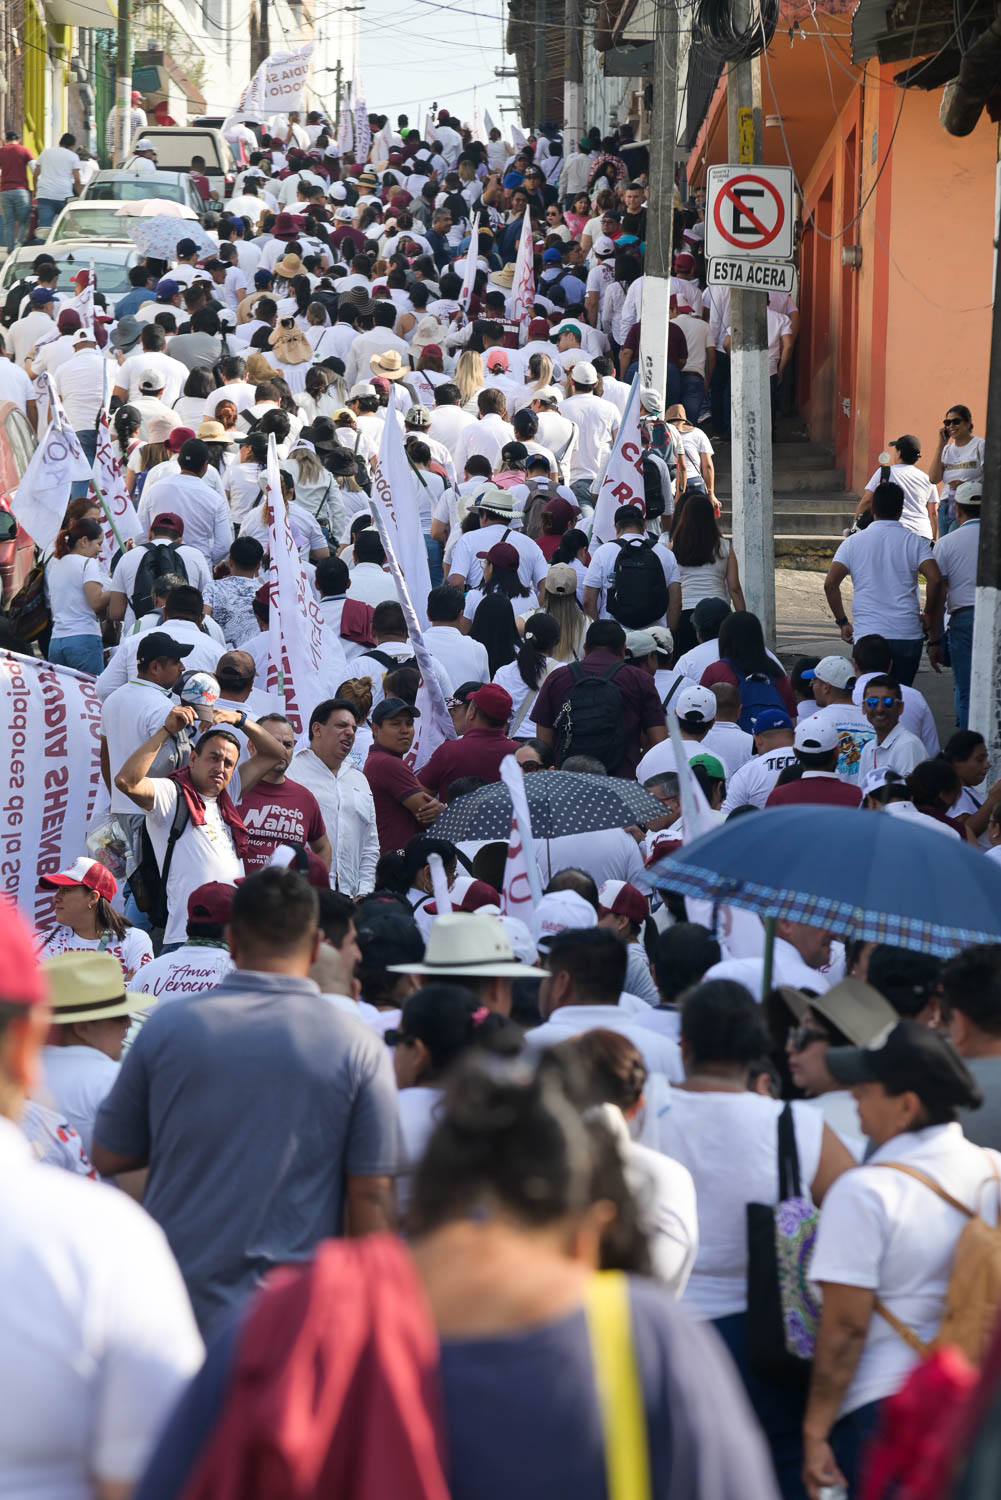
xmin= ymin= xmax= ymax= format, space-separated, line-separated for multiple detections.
xmin=688 ymin=753 xmax=726 ymax=781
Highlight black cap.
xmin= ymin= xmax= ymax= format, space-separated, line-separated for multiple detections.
xmin=136 ymin=632 xmax=195 ymax=668
xmin=372 ymin=696 xmax=420 ymax=724
xmin=354 ymin=901 xmax=424 ymax=968
xmin=826 ymin=1019 xmax=982 ymax=1111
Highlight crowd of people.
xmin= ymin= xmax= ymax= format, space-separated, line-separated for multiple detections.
xmin=0 ymin=99 xmax=999 ymax=1500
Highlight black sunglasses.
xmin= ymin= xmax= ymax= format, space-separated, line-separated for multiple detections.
xmin=789 ymin=1025 xmax=831 ymax=1052
xmin=943 ymin=417 xmax=961 ymax=426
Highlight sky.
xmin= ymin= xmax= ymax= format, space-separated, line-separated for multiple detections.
xmin=356 ymin=0 xmax=513 ymax=130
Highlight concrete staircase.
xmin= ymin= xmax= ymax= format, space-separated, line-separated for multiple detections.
xmin=711 ymin=425 xmax=858 ymax=569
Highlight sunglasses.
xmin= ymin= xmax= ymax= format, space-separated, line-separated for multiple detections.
xmin=943 ymin=417 xmax=962 ymax=426
xmin=519 ymin=759 xmax=544 ymax=772
xmin=865 ymin=695 xmax=899 ymax=709
xmin=789 ymin=1025 xmax=830 ymax=1052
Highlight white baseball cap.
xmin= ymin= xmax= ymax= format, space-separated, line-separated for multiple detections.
xmin=571 ymin=360 xmax=598 ymax=387
xmin=803 ymin=655 xmax=855 ymax=691
xmin=335 ymin=205 xmax=355 ymax=222
xmin=639 ymin=386 xmax=663 ymax=414
xmin=593 ymin=234 xmax=616 ymax=257
xmin=794 ymin=714 xmax=841 ymax=753
xmin=533 ymin=889 xmax=597 ymax=947
xmin=349 ymin=381 xmax=377 ymax=399
xmin=956 ymin=480 xmax=982 ymax=509
xmin=674 ymin=685 xmax=717 ymax=726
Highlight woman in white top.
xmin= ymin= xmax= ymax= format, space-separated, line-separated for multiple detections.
xmin=652 ymin=979 xmax=853 ymax=1498
xmin=172 ymin=368 xmax=214 ymax=428
xmin=38 ymin=860 xmax=153 ymax=983
xmin=45 ymin=518 xmax=110 ymax=675
xmin=509 ymin=351 xmax=555 ymax=417
xmin=240 ymin=469 xmax=330 ymax=563
xmin=462 ymin=544 xmax=537 ymax=631
xmin=667 ymin=492 xmax=744 ymax=659
xmin=455 ymin=349 xmax=484 ymax=415
xmin=929 ymin=403 xmax=985 ymax=534
xmin=492 ymin=613 xmax=561 ymax=738
xmin=856 ymin=434 xmax=938 ymax=539
xmin=390 ymin=983 xmax=521 ymax=1218
xmin=805 ymin=1022 xmax=996 ymax=1499
xmin=539 ymin=556 xmax=588 ymax=660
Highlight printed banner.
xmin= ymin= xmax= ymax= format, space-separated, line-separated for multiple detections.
xmin=471 ymin=93 xmax=486 ymax=145
xmin=337 ymin=102 xmax=354 ymax=156
xmin=11 ymin=380 xmax=91 ymax=554
xmin=264 ymin=437 xmax=328 ymax=736
xmin=591 ymin=374 xmax=644 ymax=545
xmin=458 ymin=210 xmax=481 ymax=311
xmin=510 ymin=208 xmax=535 ymax=327
xmin=244 ymin=44 xmax=315 ymax=117
xmin=92 ymin=407 xmax=143 ymax=563
xmin=499 ymin=754 xmax=542 ymax=915
xmin=354 ymin=77 xmax=371 ymax=163
xmin=0 ymin=650 xmax=104 ymax=930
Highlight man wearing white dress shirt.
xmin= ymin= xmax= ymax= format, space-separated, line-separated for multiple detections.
xmin=559 ymin=361 xmax=619 ymax=505
xmin=851 ymin=634 xmax=939 ymax=756
xmin=291 ymin=699 xmax=380 ymax=897
xmin=346 ymin=528 xmax=399 ymax=607
xmin=427 ymin=383 xmax=476 ymax=462
xmin=0 ymin=902 xmax=203 ymax=1499
xmin=134 ymin=438 xmax=233 ymax=565
xmin=423 ymin=585 xmax=490 ymax=686
xmin=96 ymin=587 xmax=222 ymax=700
xmin=453 ymin=388 xmax=516 ymax=472
xmin=927 ymin=480 xmax=980 ymax=729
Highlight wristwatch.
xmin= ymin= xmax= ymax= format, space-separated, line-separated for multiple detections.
xmin=234 ymin=710 xmax=248 ymax=730
xmin=835 ymin=616 xmax=849 ymax=628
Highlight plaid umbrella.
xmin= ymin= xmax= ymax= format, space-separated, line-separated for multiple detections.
xmin=647 ymin=804 xmax=1001 ymax=958
xmin=430 ymin=771 xmax=664 ymax=842
xmin=126 ymin=215 xmax=215 ymax=260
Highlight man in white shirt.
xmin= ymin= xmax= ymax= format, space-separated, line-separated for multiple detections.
xmin=0 ymin=902 xmax=204 ymax=1497
xmin=344 ymin=304 xmax=412 ymax=389
xmin=135 ymin=438 xmax=234 ymax=565
xmin=559 ymin=361 xmax=619 ymax=504
xmin=100 ymin=630 xmax=195 ymax=817
xmin=706 ymin=920 xmax=835 ymax=1000
xmin=523 ymin=927 xmax=683 ymax=1080
xmin=346 ymin=528 xmax=399 ymax=607
xmin=927 ymin=480 xmax=980 ymax=729
xmin=851 ymin=637 xmax=939 ymax=756
xmin=424 ymin=584 xmax=490 ymax=685
xmin=447 ymin=487 xmax=548 ymax=594
xmin=290 ymin=699 xmax=379 ymax=896
xmin=720 ymin=709 xmax=798 ymax=811
xmin=825 ymin=481 xmax=941 ymax=686
xmin=802 ymin=654 xmax=875 ymax=783
xmin=107 ymin=513 xmax=214 ymax=634
xmin=123 ymin=140 xmax=159 ymax=174
xmin=453 ymin=388 xmax=516 ymax=472
xmin=112 ymin=326 xmax=188 ymax=407
xmin=9 ymin=285 xmax=57 ymax=366
xmin=857 ymin=676 xmax=927 ymax=782
xmin=31 ymin=133 xmax=82 ymax=229
xmin=583 ymin=504 xmax=681 ymax=630
xmin=97 ymin=594 xmax=223 ymax=701
xmin=132 ymin=882 xmax=235 ymax=1002
xmin=352 ymin=599 xmax=453 ymax=711
xmin=51 ymin=329 xmax=105 ymax=468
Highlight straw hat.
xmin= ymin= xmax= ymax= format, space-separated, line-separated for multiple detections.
xmin=369 ymin=349 xmax=409 ymax=380
xmin=43 ymin=951 xmax=152 ymax=1024
xmin=388 ymin=911 xmax=546 ymax=979
xmin=274 ymin=253 xmax=304 ymax=279
xmin=489 ymin=263 xmax=517 ymax=288
xmin=245 ymin=352 xmax=281 ymax=383
xmin=410 ymin=316 xmax=451 ymax=352
xmin=268 ymin=318 xmax=313 ymax=365
xmin=196 ymin=418 xmax=237 ymax=444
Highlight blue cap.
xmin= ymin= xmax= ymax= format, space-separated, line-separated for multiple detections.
xmin=503 ymin=171 xmax=524 ymax=190
xmin=29 ymin=286 xmax=55 ymax=304
xmin=752 ymin=708 xmax=794 ymax=733
xmin=254 ymin=268 xmax=275 ymax=287
xmin=542 ymin=248 xmax=563 ymax=265
xmin=155 ymin=277 xmax=180 ymax=298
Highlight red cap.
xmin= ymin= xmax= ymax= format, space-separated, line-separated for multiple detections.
xmin=674 ymin=251 xmax=696 ymax=274
xmin=187 ymin=881 xmax=235 ymax=923
xmin=0 ymin=901 xmax=46 ymax=1008
xmin=457 ymin=879 xmax=501 ymax=911
xmin=421 ymin=343 xmax=442 ymax=359
xmin=70 ymin=269 xmax=90 ymax=286
xmin=39 ymin=856 xmax=117 ymax=903
xmin=166 ymin=427 xmax=196 ymax=454
xmin=131 ymin=90 xmax=142 ymax=102
xmin=527 ymin=318 xmax=550 ymax=339
xmin=598 ymin=879 xmax=648 ymax=927
xmin=468 ymin=683 xmax=513 ymax=722
xmin=476 ymin=540 xmax=520 ymax=571
xmin=542 ymin=495 xmax=579 ymax=527
xmin=151 ymin=512 xmax=184 ymax=537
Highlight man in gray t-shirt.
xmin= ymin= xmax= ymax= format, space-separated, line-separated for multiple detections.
xmin=940 ymin=946 xmax=1001 ymax=1150
xmin=93 ymin=869 xmax=400 ymax=1335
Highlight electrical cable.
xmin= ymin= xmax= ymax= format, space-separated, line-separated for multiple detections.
xmin=692 ymin=0 xmax=778 ymax=60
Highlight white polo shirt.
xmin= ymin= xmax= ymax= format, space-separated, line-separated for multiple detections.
xmin=0 ymin=1115 xmax=203 ymax=1499
xmin=933 ymin=518 xmax=979 ymax=612
xmin=449 ymin=523 xmax=548 ymax=593
xmin=853 ymin=673 xmax=939 ymax=756
xmin=832 ymin=521 xmax=934 ymax=641
xmin=857 ymin=721 xmax=928 ymax=782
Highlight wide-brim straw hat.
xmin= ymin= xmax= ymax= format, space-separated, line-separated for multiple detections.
xmin=44 ymin=951 xmax=153 ymax=1023
xmin=388 ymin=911 xmax=546 ymax=979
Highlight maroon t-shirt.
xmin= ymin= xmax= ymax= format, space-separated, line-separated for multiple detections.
xmin=330 ymin=225 xmax=366 ymax=256
xmin=419 ymin=727 xmax=520 ymax=801
xmin=237 ymin=776 xmax=326 ymax=870
xmin=364 ymin=745 xmax=425 ymax=851
xmin=765 ymin=777 xmax=863 ymax=810
xmin=0 ymin=143 xmax=33 ymax=192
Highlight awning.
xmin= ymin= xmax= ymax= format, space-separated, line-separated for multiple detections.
xmin=44 ymin=0 xmax=117 ymax=27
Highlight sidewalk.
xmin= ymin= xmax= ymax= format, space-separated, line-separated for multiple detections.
xmin=775 ymin=569 xmax=957 ymax=746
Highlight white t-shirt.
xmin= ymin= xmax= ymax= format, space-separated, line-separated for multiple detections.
xmin=101 ymin=678 xmax=183 ymax=815
xmin=239 ymin=502 xmax=326 ymax=561
xmin=808 ymin=701 xmax=875 ymax=782
xmin=535 ymin=827 xmax=647 ymax=890
xmin=132 ymin=942 xmax=233 ymax=1001
xmin=40 ymin=1045 xmax=120 ymax=1156
xmin=720 ymin=745 xmax=798 ymax=811
xmin=463 ymin=586 xmax=537 ymax=624
xmin=38 ymin=925 xmax=153 ymax=983
xmin=395 ymin=1085 xmax=442 ymax=1214
xmin=116 ymin=351 xmax=189 ymax=408
xmin=677 ymin=424 xmax=714 ymax=483
xmin=939 ymin=436 xmax=985 ymax=499
xmin=523 ymin=1005 xmax=683 ymax=1082
xmin=701 ymin=720 xmax=753 ymax=779
xmin=583 ymin=536 xmax=680 ymax=627
xmin=109 ymin=543 xmax=213 ymax=634
xmin=933 ymin=518 xmax=979 ymax=611
xmin=558 ymin=392 xmax=619 ymax=482
xmin=146 ymin=780 xmax=244 ymax=946
xmin=449 ymin=523 xmax=548 ymax=593
xmin=832 ymin=521 xmax=933 ymax=641
xmin=421 ymin=625 xmax=490 ymax=688
xmin=670 ymin=539 xmax=731 ymax=610
xmin=811 ymin=1123 xmax=1001 ymax=1415
xmin=864 ymin=463 xmax=937 ymax=539
xmin=673 ymin=313 xmax=712 ymax=379
xmin=651 ymin=1090 xmax=824 ymax=1318
xmin=45 ymin=554 xmax=106 ymax=640
xmin=34 ymin=145 xmax=81 ymax=199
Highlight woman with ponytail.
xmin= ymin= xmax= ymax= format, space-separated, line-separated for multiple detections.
xmin=45 ymin=518 xmax=109 ymax=674
xmin=490 ymin=612 xmax=561 ymax=738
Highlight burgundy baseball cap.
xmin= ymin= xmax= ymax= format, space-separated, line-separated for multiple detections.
xmin=598 ymin=879 xmax=649 ymax=927
xmin=151 ymin=512 xmax=184 ymax=537
xmin=167 ymin=427 xmax=196 ymax=454
xmin=476 ymin=540 xmax=520 ymax=572
xmin=187 ymin=881 xmax=235 ymax=923
xmin=40 ymin=856 xmax=117 ymax=903
xmin=527 ymin=318 xmax=550 ymax=340
xmin=542 ymin=496 xmax=579 ymax=527
xmin=468 ymin=683 xmax=513 ymax=722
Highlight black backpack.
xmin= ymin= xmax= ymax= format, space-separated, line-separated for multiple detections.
xmin=127 ymin=792 xmax=190 ymax=936
xmin=368 ymin=648 xmax=418 ymax=675
xmin=131 ymin=541 xmax=188 ymax=619
xmin=554 ymin=661 xmax=628 ymax=772
xmin=642 ymin=453 xmax=666 ymax=521
xmin=606 ymin=539 xmax=669 ymax=629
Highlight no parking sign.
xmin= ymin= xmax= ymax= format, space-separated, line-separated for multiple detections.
xmin=705 ymin=165 xmax=794 ymax=262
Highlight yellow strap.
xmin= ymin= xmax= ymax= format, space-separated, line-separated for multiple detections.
xmin=584 ymin=1273 xmax=652 ymax=1500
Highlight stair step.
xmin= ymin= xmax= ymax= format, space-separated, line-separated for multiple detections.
xmin=716 ymin=468 xmax=846 ymax=495
xmin=712 ymin=442 xmax=836 ymax=471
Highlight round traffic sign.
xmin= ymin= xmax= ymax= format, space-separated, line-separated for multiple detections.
xmin=712 ymin=173 xmax=786 ymax=252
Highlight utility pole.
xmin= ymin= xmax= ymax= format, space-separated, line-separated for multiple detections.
xmin=115 ymin=0 xmax=131 ymax=166
xmin=638 ymin=0 xmax=681 ymax=405
xmin=564 ymin=0 xmax=584 ymax=144
xmin=534 ymin=0 xmax=546 ymax=131
xmin=335 ymin=59 xmax=343 ymax=120
xmin=725 ymin=13 xmax=775 ymax=642
xmin=968 ymin=173 xmax=1001 ymax=776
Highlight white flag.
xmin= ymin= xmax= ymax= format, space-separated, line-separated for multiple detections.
xmin=428 ymin=852 xmax=453 ymax=915
xmin=471 ymin=93 xmax=486 ymax=144
xmin=371 ymin=389 xmax=432 ymax=627
xmin=354 ymin=79 xmax=371 ymax=163
xmin=11 ymin=379 xmax=90 ymax=554
xmin=458 ymin=211 xmax=481 ymax=311
xmin=511 ymin=124 xmax=529 ymax=150
xmin=263 ymin=437 xmax=328 ymax=737
xmin=484 ymin=109 xmax=497 ymax=135
xmin=499 ymin=754 xmax=542 ymax=916
xmin=71 ymin=269 xmax=95 ymax=334
xmin=591 ymin=375 xmax=644 ymax=545
xmin=236 ymin=63 xmax=267 ymax=119
xmin=510 ymin=208 xmax=535 ymax=327
xmin=337 ymin=102 xmax=354 ymax=156
xmin=92 ymin=407 xmax=142 ymax=562
xmin=241 ymin=44 xmax=314 ymax=118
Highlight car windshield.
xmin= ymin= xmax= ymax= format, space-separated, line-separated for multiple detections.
xmin=49 ymin=207 xmax=137 ymax=242
xmin=53 ymin=258 xmax=133 ymax=293
xmin=134 ymin=134 xmax=228 ymax=172
xmin=86 ymin=180 xmax=184 ymax=203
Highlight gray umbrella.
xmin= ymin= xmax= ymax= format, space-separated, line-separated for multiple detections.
xmin=430 ymin=771 xmax=664 ymax=842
